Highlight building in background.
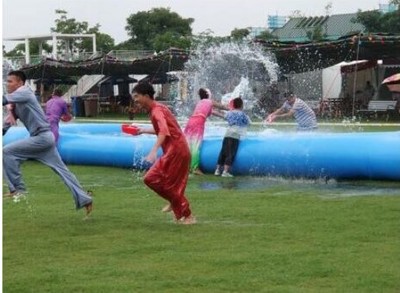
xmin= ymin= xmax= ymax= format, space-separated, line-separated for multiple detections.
xmin=379 ymin=3 xmax=398 ymax=13
xmin=272 ymin=13 xmax=365 ymax=42
xmin=267 ymin=15 xmax=288 ymax=30
xmin=248 ymin=27 xmax=267 ymax=39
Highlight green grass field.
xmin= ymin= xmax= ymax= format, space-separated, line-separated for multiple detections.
xmin=3 ymin=162 xmax=400 ymax=292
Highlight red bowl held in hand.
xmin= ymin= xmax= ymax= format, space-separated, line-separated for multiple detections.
xmin=121 ymin=124 xmax=139 ymax=135
xmin=60 ymin=113 xmax=72 ymax=122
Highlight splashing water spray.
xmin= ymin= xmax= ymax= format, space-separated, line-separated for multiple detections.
xmin=179 ymin=41 xmax=280 ymax=119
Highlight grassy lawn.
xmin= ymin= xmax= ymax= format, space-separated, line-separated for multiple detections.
xmin=3 ymin=162 xmax=400 ymax=292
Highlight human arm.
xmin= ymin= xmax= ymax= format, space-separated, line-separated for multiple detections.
xmin=4 ymin=104 xmax=17 ymax=126
xmin=142 ymin=107 xmax=170 ymax=162
xmin=266 ymin=106 xmax=286 ymax=122
xmin=61 ymin=101 xmax=69 ymax=116
xmin=6 ymin=87 xmax=31 ymax=103
xmin=273 ymin=109 xmax=295 ymax=120
xmin=137 ymin=127 xmax=156 ymax=135
xmin=212 ymin=100 xmax=230 ymax=111
xmin=211 ymin=109 xmax=226 ymax=118
xmin=145 ymin=133 xmax=166 ymax=163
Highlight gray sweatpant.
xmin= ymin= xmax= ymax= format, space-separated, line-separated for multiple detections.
xmin=3 ymin=130 xmax=92 ymax=209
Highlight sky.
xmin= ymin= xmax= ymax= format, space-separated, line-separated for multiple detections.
xmin=2 ymin=0 xmax=386 ymax=51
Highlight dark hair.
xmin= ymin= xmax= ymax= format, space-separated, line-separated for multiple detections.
xmin=8 ymin=70 xmax=27 ymax=84
xmin=198 ymin=88 xmax=209 ymax=100
xmin=53 ymin=89 xmax=63 ymax=96
xmin=132 ymin=82 xmax=155 ymax=99
xmin=285 ymin=91 xmax=295 ymax=98
xmin=232 ymin=97 xmax=243 ymax=109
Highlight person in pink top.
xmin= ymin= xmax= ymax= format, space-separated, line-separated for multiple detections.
xmin=184 ymin=88 xmax=228 ymax=175
xmin=45 ymin=89 xmax=72 ymax=143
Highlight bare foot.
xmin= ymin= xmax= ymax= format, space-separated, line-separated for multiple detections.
xmin=177 ymin=215 xmax=197 ymax=225
xmin=161 ymin=203 xmax=172 ymax=213
xmin=83 ymin=202 xmax=93 ymax=219
xmin=193 ymin=169 xmax=204 ymax=175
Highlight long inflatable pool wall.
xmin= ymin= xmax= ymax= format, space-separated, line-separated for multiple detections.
xmin=201 ymin=132 xmax=400 ymax=180
xmin=3 ymin=123 xmax=400 ymax=180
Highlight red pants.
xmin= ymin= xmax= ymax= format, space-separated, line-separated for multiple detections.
xmin=144 ymin=149 xmax=191 ymax=220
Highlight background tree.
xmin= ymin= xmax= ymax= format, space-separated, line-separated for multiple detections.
xmin=189 ymin=30 xmax=230 ymax=49
xmin=355 ymin=9 xmax=400 ymax=34
xmin=324 ymin=2 xmax=333 ymax=15
xmin=51 ymin=9 xmax=115 ymax=54
xmin=306 ymin=25 xmax=327 ymax=41
xmin=4 ymin=40 xmax=52 ymax=57
xmin=230 ymin=28 xmax=250 ymax=41
xmin=289 ymin=10 xmax=306 ymax=18
xmin=256 ymin=30 xmax=278 ymax=41
xmin=124 ymin=7 xmax=193 ymax=50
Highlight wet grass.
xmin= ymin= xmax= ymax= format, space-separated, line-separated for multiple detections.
xmin=3 ymin=162 xmax=400 ymax=292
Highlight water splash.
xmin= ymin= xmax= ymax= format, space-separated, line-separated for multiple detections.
xmin=198 ymin=176 xmax=400 ymax=197
xmin=181 ymin=41 xmax=279 ymax=117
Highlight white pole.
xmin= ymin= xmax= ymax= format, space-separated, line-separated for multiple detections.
xmin=92 ymin=34 xmax=97 ymax=53
xmin=24 ymin=38 xmax=30 ymax=65
xmin=52 ymin=34 xmax=57 ymax=59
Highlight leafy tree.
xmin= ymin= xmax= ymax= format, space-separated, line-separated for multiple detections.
xmin=390 ymin=0 xmax=400 ymax=6
xmin=112 ymin=39 xmax=137 ymax=51
xmin=256 ymin=30 xmax=277 ymax=41
xmin=230 ymin=28 xmax=250 ymax=41
xmin=306 ymin=25 xmax=327 ymax=41
xmin=289 ymin=10 xmax=306 ymax=18
xmin=4 ymin=40 xmax=52 ymax=57
xmin=5 ymin=10 xmax=115 ymax=57
xmin=124 ymin=7 xmax=193 ymax=50
xmin=85 ymin=27 xmax=115 ymax=53
xmin=189 ymin=30 xmax=230 ymax=49
xmin=153 ymin=32 xmax=191 ymax=51
xmin=355 ymin=9 xmax=400 ymax=34
xmin=51 ymin=9 xmax=115 ymax=54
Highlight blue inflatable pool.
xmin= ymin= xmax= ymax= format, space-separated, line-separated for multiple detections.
xmin=3 ymin=123 xmax=400 ymax=181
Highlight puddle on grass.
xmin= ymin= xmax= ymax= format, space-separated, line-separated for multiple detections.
xmin=198 ymin=176 xmax=400 ymax=198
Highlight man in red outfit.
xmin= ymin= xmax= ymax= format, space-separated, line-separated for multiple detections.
xmin=132 ymin=82 xmax=196 ymax=224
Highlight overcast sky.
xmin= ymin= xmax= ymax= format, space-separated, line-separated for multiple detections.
xmin=3 ymin=0 xmax=384 ymax=51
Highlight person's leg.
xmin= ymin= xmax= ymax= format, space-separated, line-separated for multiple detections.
xmin=217 ymin=137 xmax=229 ymax=166
xmin=224 ymin=138 xmax=239 ymax=166
xmin=144 ymin=152 xmax=192 ymax=221
xmin=214 ymin=164 xmax=222 ymax=175
xmin=184 ymin=118 xmax=205 ymax=174
xmin=49 ymin=123 xmax=59 ymax=143
xmin=189 ymin=138 xmax=202 ymax=172
xmin=223 ymin=164 xmax=231 ymax=173
xmin=36 ymin=133 xmax=92 ymax=210
xmin=222 ymin=138 xmax=239 ymax=176
xmin=3 ymin=137 xmax=41 ymax=193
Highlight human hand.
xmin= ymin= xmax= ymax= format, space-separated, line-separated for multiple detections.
xmin=121 ymin=124 xmax=139 ymax=135
xmin=145 ymin=151 xmax=157 ymax=164
xmin=266 ymin=114 xmax=276 ymax=124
